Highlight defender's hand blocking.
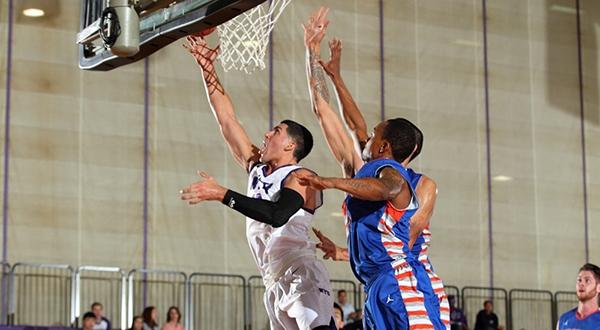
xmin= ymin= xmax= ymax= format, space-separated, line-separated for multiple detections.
xmin=302 ymin=7 xmax=330 ymax=51
xmin=180 ymin=171 xmax=227 ymax=204
xmin=320 ymin=38 xmax=342 ymax=79
xmin=293 ymin=171 xmax=331 ymax=191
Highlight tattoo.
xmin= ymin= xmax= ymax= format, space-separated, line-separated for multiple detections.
xmin=203 ymin=66 xmax=225 ymax=96
xmin=379 ymin=168 xmax=405 ymax=195
xmin=346 ymin=179 xmax=374 ymax=191
xmin=309 ymin=51 xmax=330 ymax=103
xmin=195 ymin=44 xmax=224 ymax=96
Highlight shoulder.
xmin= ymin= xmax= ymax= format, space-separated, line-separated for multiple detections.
xmin=248 ymin=161 xmax=263 ymax=174
xmin=292 ymin=167 xmax=315 ymax=176
xmin=283 ymin=167 xmax=314 ymax=187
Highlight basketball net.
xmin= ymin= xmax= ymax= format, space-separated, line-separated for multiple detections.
xmin=216 ymin=0 xmax=292 ymax=73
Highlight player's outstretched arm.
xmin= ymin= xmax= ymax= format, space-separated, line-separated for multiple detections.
xmin=320 ymin=38 xmax=369 ymax=152
xmin=408 ymin=176 xmax=438 ymax=249
xmin=303 ymin=8 xmax=358 ymax=178
xmin=180 ymin=170 xmax=304 ymax=228
xmin=312 ymin=227 xmax=349 ymax=261
xmin=185 ymin=36 xmax=260 ymax=171
xmin=295 ymin=167 xmax=406 ymax=202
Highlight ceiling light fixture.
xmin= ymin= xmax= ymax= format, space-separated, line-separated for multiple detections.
xmin=492 ymin=175 xmax=513 ymax=182
xmin=23 ymin=8 xmax=45 ymax=17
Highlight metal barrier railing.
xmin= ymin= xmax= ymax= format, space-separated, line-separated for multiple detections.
xmin=330 ymin=279 xmax=358 ymax=310
xmin=444 ymin=285 xmax=460 ymax=308
xmin=247 ymin=275 xmax=268 ymax=330
xmin=127 ymin=269 xmax=187 ymax=329
xmin=188 ymin=273 xmax=246 ymax=330
xmin=509 ymin=289 xmax=553 ymax=330
xmin=554 ymin=291 xmax=577 ymax=326
xmin=462 ymin=286 xmax=509 ymax=330
xmin=8 ymin=263 xmax=74 ymax=327
xmin=358 ymin=283 xmax=365 ymax=311
xmin=74 ymin=266 xmax=126 ymax=330
xmin=0 ymin=262 xmax=10 ymax=325
xmin=0 ymin=262 xmax=582 ymax=330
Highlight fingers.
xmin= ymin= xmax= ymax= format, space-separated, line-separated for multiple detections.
xmin=313 ymin=227 xmax=325 ymax=240
xmin=180 ymin=191 xmax=204 ymax=203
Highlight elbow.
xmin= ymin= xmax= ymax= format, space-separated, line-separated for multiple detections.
xmin=270 ymin=211 xmax=291 ymax=228
xmin=380 ymin=188 xmax=400 ymax=201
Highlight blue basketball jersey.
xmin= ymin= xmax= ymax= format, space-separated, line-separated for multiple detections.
xmin=343 ymin=158 xmax=449 ymax=329
xmin=558 ymin=308 xmax=600 ymax=330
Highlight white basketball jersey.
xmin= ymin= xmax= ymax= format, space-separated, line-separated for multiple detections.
xmin=246 ymin=163 xmax=322 ymax=278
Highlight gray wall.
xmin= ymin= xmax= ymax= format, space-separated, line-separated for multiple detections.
xmin=0 ymin=0 xmax=598 ymax=293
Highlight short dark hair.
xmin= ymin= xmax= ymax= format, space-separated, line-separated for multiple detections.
xmin=281 ymin=120 xmax=313 ymax=162
xmin=333 ymin=302 xmax=344 ymax=320
xmin=484 ymin=300 xmax=493 ymax=307
xmin=382 ymin=118 xmax=417 ymax=163
xmin=407 ymin=120 xmax=423 ymax=162
xmin=579 ymin=263 xmax=600 ymax=283
xmin=337 ymin=289 xmax=346 ymax=295
xmin=83 ymin=312 xmax=96 ymax=320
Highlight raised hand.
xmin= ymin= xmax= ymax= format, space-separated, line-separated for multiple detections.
xmin=180 ymin=171 xmax=227 ymax=204
xmin=302 ymin=7 xmax=330 ymax=52
xmin=183 ymin=35 xmax=223 ymax=95
xmin=319 ymin=38 xmax=342 ymax=79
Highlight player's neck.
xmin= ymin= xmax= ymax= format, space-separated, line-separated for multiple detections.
xmin=577 ymin=298 xmax=600 ymax=318
xmin=265 ymin=157 xmax=297 ymax=175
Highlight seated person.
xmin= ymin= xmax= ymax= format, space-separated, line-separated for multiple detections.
xmin=91 ymin=302 xmax=111 ymax=330
xmin=82 ymin=312 xmax=96 ymax=330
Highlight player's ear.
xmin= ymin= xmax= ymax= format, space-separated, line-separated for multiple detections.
xmin=379 ymin=140 xmax=390 ymax=154
xmin=284 ymin=141 xmax=296 ymax=153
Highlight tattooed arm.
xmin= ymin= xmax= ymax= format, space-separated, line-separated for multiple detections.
xmin=303 ymin=7 xmax=330 ymax=104
xmin=185 ymin=36 xmax=260 ymax=172
xmin=295 ymin=167 xmax=409 ymax=204
xmin=302 ymin=8 xmax=360 ymax=178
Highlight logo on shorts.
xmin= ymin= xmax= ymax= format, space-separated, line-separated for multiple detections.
xmin=318 ymin=288 xmax=330 ymax=296
xmin=386 ymin=295 xmax=394 ymax=304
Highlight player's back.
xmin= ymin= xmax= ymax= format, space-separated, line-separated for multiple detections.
xmin=558 ymin=308 xmax=600 ymax=330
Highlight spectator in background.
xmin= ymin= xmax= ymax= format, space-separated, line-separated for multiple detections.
xmin=474 ymin=300 xmax=503 ymax=330
xmin=91 ymin=302 xmax=111 ymax=330
xmin=557 ymin=263 xmax=600 ymax=329
xmin=142 ymin=306 xmax=159 ymax=330
xmin=161 ymin=306 xmax=184 ymax=330
xmin=337 ymin=290 xmax=357 ymax=323
xmin=82 ymin=312 xmax=97 ymax=330
xmin=333 ymin=303 xmax=344 ymax=329
xmin=130 ymin=316 xmax=143 ymax=330
xmin=449 ymin=295 xmax=468 ymax=330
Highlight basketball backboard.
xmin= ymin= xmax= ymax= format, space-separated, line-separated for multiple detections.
xmin=78 ymin=0 xmax=266 ymax=71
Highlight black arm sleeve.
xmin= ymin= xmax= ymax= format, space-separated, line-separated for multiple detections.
xmin=221 ymin=188 xmax=305 ymax=228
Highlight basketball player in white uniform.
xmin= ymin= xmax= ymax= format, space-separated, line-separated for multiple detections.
xmin=180 ymin=35 xmax=335 ymax=330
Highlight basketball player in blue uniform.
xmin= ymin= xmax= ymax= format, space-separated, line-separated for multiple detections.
xmin=557 ymin=263 xmax=600 ymax=330
xmin=301 ymin=7 xmax=448 ymax=329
